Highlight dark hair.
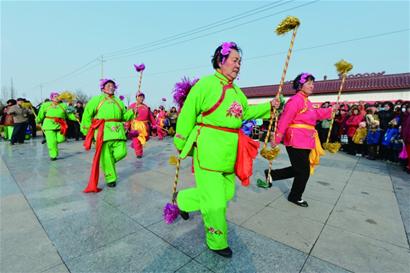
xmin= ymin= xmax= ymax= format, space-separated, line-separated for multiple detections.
xmin=7 ymin=99 xmax=17 ymax=105
xmin=101 ymin=80 xmax=116 ymax=89
xmin=211 ymin=42 xmax=242 ymax=69
xmin=137 ymin=93 xmax=145 ymax=98
xmin=17 ymin=98 xmax=25 ymax=101
xmin=292 ymin=73 xmax=315 ymax=91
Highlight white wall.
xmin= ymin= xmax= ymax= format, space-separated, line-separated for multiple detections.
xmin=248 ymin=89 xmax=410 ymax=104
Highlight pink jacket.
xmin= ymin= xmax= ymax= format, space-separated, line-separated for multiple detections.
xmin=273 ymin=92 xmax=332 ymax=149
xmin=128 ymin=103 xmax=156 ymax=123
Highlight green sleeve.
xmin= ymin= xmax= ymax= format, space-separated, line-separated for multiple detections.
xmin=36 ymin=103 xmax=47 ymax=124
xmin=119 ymin=99 xmax=134 ymax=121
xmin=238 ymin=90 xmax=271 ymax=120
xmin=174 ymin=80 xmax=204 ymax=151
xmin=80 ymin=97 xmax=98 ymax=135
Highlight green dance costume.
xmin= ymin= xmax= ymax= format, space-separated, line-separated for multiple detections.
xmin=81 ymin=93 xmax=134 ymax=192
xmin=174 ymin=71 xmax=271 ymax=250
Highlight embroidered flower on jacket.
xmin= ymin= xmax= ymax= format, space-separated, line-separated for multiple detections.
xmin=207 ymin=226 xmax=223 ymax=235
xmin=226 ymin=101 xmax=243 ymax=118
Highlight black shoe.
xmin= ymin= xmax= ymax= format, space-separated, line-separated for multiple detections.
xmin=50 ymin=157 xmax=57 ymax=161
xmin=179 ymin=210 xmax=189 ymax=220
xmin=41 ymin=139 xmax=46 ymax=144
xmin=107 ymin=182 xmax=116 ymax=188
xmin=211 ymin=247 xmax=232 ymax=258
xmin=288 ymin=198 xmax=308 ymax=207
xmin=136 ymin=155 xmax=142 ymax=158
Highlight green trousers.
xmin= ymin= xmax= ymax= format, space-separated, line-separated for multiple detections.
xmin=44 ymin=130 xmax=65 ymax=158
xmin=4 ymin=126 xmax=13 ymax=140
xmin=177 ymin=148 xmax=235 ymax=250
xmin=100 ymin=140 xmax=127 ymax=184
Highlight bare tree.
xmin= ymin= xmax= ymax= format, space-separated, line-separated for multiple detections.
xmin=75 ymin=89 xmax=91 ymax=103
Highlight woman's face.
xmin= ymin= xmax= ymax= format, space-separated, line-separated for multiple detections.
xmin=219 ymin=49 xmax=241 ymax=81
xmin=137 ymin=95 xmax=144 ymax=104
xmin=103 ymin=82 xmax=115 ymax=95
xmin=301 ymin=80 xmax=314 ymax=96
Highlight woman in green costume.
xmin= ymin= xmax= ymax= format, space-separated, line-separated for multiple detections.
xmin=174 ymin=42 xmax=279 ymax=258
xmin=81 ymin=79 xmax=135 ymax=192
xmin=36 ymin=92 xmax=76 ymax=160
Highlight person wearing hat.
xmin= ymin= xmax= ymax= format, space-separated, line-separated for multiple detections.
xmin=81 ymin=79 xmax=135 ymax=192
xmin=36 ymin=92 xmax=76 ymax=160
xmin=127 ymin=92 xmax=156 ymax=158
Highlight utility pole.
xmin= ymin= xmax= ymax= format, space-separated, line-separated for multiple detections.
xmin=100 ymin=55 xmax=105 ymax=79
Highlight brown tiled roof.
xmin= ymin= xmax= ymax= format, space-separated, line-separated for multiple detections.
xmin=241 ymin=72 xmax=410 ymax=98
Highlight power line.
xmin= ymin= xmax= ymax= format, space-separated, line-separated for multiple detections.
xmin=113 ymin=28 xmax=409 ymax=79
xmin=105 ymin=0 xmax=319 ymax=62
xmin=103 ymin=0 xmax=291 ymax=58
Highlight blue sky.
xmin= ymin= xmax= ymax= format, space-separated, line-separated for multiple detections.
xmin=1 ymin=0 xmax=409 ymax=106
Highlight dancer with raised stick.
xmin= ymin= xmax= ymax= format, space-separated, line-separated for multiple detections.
xmin=257 ymin=16 xmax=301 ymax=188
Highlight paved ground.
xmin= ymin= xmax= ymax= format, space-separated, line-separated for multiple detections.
xmin=1 ymin=137 xmax=409 ymax=273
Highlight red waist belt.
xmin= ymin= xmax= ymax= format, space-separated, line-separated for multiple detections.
xmin=196 ymin=123 xmax=259 ymax=187
xmin=83 ymin=118 xmax=121 ymax=193
xmin=45 ymin=116 xmax=68 ymax=136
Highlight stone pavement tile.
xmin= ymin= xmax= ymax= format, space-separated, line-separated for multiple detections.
xmin=349 ymin=171 xmax=393 ymax=191
xmin=1 ymin=220 xmax=62 ymax=273
xmin=327 ymin=207 xmax=408 ymax=248
xmin=195 ymin=224 xmax=307 ymax=273
xmin=308 ymin=166 xmax=352 ymax=184
xmin=24 ymin=186 xmax=90 ymax=222
xmin=65 ymin=231 xmax=191 ymax=273
xmin=175 ymin=260 xmax=213 ymax=273
xmin=234 ymin=180 xmax=288 ymax=206
xmin=0 ymin=193 xmax=31 ymax=216
xmin=301 ymin=178 xmax=345 ymax=205
xmin=311 ymin=225 xmax=410 ymax=273
xmin=1 ymin=204 xmax=40 ymax=234
xmin=41 ymin=263 xmax=70 ymax=273
xmin=319 ymin=157 xmax=357 ymax=169
xmin=41 ymin=201 xmax=142 ymax=260
xmin=355 ymin=160 xmax=389 ymax=174
xmin=242 ymin=206 xmax=324 ymax=253
xmin=268 ymin=197 xmax=334 ymax=224
xmin=149 ymin=214 xmax=207 ymax=258
xmin=334 ymin=188 xmax=402 ymax=221
xmin=301 ymin=256 xmax=352 ymax=273
xmin=227 ymin=196 xmax=268 ymax=225
xmin=101 ymin=185 xmax=169 ymax=227
xmin=0 ymin=158 xmax=20 ymax=197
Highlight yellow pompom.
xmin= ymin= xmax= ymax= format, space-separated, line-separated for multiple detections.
xmin=275 ymin=16 xmax=300 ymax=35
xmin=323 ymin=142 xmax=341 ymax=153
xmin=335 ymin=60 xmax=353 ymax=75
xmin=260 ymin=146 xmax=281 ymax=160
xmin=168 ymin=155 xmax=178 ymax=165
xmin=58 ymin=91 xmax=76 ymax=103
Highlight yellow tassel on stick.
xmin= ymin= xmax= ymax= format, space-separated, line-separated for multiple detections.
xmin=275 ymin=16 xmax=300 ymax=35
xmin=168 ymin=155 xmax=178 ymax=165
xmin=323 ymin=59 xmax=353 ymax=153
xmin=58 ymin=91 xmax=76 ymax=103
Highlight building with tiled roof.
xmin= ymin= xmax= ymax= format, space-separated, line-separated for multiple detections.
xmin=242 ymin=72 xmax=410 ymax=105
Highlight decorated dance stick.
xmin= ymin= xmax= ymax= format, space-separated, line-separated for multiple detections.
xmin=258 ymin=16 xmax=300 ymax=189
xmin=323 ymin=60 xmax=353 ymax=153
xmin=134 ymin=63 xmax=145 ymax=95
xmin=163 ymin=156 xmax=181 ymax=224
xmin=261 ymin=16 xmax=300 ymax=160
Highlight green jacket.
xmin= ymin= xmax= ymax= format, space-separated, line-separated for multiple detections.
xmin=174 ymin=71 xmax=271 ymax=173
xmin=36 ymin=102 xmax=76 ymax=130
xmin=81 ymin=93 xmax=134 ymax=141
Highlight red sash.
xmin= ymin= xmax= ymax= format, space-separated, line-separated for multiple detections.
xmin=83 ymin=118 xmax=120 ymax=193
xmin=45 ymin=116 xmax=68 ymax=136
